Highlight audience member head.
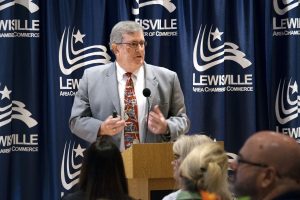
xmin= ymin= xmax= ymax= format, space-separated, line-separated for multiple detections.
xmin=231 ymin=130 xmax=300 ymax=200
xmin=172 ymin=134 xmax=213 ymax=183
xmin=179 ymin=142 xmax=232 ymax=200
xmin=79 ymin=138 xmax=129 ymax=200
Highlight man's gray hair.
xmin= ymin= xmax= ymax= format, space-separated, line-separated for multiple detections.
xmin=109 ymin=21 xmax=144 ymax=50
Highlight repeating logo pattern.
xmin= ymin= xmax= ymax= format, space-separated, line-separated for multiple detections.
xmin=133 ymin=0 xmax=178 ymax=37
xmin=273 ymin=0 xmax=300 ymax=15
xmin=0 ymin=85 xmax=37 ymax=128
xmin=272 ymin=0 xmax=300 ymax=36
xmin=61 ymin=141 xmax=85 ymax=191
xmin=59 ymin=27 xmax=111 ymax=75
xmin=0 ymin=0 xmax=40 ymax=38
xmin=0 ymin=0 xmax=39 ymax=13
xmin=193 ymin=25 xmax=252 ymax=72
xmin=275 ymin=78 xmax=300 ymax=124
xmin=132 ymin=0 xmax=176 ymax=15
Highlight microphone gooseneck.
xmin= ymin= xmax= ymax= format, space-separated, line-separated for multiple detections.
xmin=143 ymin=88 xmax=151 ymax=142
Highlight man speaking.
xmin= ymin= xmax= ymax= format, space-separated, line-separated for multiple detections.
xmin=69 ymin=21 xmax=189 ymax=151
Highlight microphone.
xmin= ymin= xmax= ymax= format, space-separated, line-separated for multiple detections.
xmin=143 ymin=88 xmax=151 ymax=98
xmin=143 ymin=88 xmax=151 ymax=142
xmin=112 ymin=110 xmax=118 ymax=118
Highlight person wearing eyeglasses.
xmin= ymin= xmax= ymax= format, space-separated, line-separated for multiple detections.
xmin=69 ymin=20 xmax=190 ymax=151
xmin=162 ymin=134 xmax=214 ymax=200
xmin=230 ymin=130 xmax=300 ymax=200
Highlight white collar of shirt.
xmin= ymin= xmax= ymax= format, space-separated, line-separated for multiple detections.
xmin=115 ymin=62 xmax=144 ymax=82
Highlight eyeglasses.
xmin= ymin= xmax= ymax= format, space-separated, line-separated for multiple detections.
xmin=236 ymin=156 xmax=287 ymax=179
xmin=237 ymin=156 xmax=268 ymax=168
xmin=173 ymin=154 xmax=180 ymax=160
xmin=116 ymin=40 xmax=147 ymax=48
xmin=172 ymin=154 xmax=180 ymax=165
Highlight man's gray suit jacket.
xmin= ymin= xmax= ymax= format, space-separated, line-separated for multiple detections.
xmin=69 ymin=62 xmax=190 ymax=149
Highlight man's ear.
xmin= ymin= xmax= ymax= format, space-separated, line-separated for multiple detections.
xmin=111 ymin=43 xmax=118 ymax=55
xmin=260 ymin=167 xmax=277 ymax=188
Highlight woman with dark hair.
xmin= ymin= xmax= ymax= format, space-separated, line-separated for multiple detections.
xmin=62 ymin=138 xmax=132 ymax=200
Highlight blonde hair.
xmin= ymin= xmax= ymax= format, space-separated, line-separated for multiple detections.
xmin=173 ymin=134 xmax=213 ymax=161
xmin=179 ymin=142 xmax=232 ymax=200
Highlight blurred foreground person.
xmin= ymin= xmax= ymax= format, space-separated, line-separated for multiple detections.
xmin=62 ymin=138 xmax=133 ymax=200
xmin=231 ymin=131 xmax=300 ymax=200
xmin=163 ymin=134 xmax=213 ymax=200
xmin=177 ymin=142 xmax=232 ymax=200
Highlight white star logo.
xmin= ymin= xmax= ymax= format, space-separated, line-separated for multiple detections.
xmin=290 ymin=81 xmax=298 ymax=94
xmin=73 ymin=144 xmax=85 ymax=158
xmin=0 ymin=86 xmax=12 ymax=100
xmin=73 ymin=30 xmax=85 ymax=43
xmin=210 ymin=28 xmax=223 ymax=41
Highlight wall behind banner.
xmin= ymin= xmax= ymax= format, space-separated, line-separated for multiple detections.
xmin=0 ymin=0 xmax=299 ymax=199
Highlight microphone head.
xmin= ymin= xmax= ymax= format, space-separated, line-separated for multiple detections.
xmin=143 ymin=88 xmax=151 ymax=97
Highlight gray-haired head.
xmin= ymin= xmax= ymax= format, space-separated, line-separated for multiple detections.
xmin=173 ymin=134 xmax=213 ymax=162
xmin=109 ymin=21 xmax=144 ymax=50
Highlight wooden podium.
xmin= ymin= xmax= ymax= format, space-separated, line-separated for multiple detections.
xmin=121 ymin=143 xmax=176 ymax=200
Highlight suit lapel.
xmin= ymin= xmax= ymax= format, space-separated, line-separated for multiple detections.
xmin=144 ymin=64 xmax=159 ymax=110
xmin=104 ymin=63 xmax=121 ymax=114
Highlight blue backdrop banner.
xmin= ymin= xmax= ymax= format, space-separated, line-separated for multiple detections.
xmin=0 ymin=0 xmax=299 ymax=199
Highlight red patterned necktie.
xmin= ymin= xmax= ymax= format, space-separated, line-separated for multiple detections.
xmin=124 ymin=72 xmax=140 ymax=149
